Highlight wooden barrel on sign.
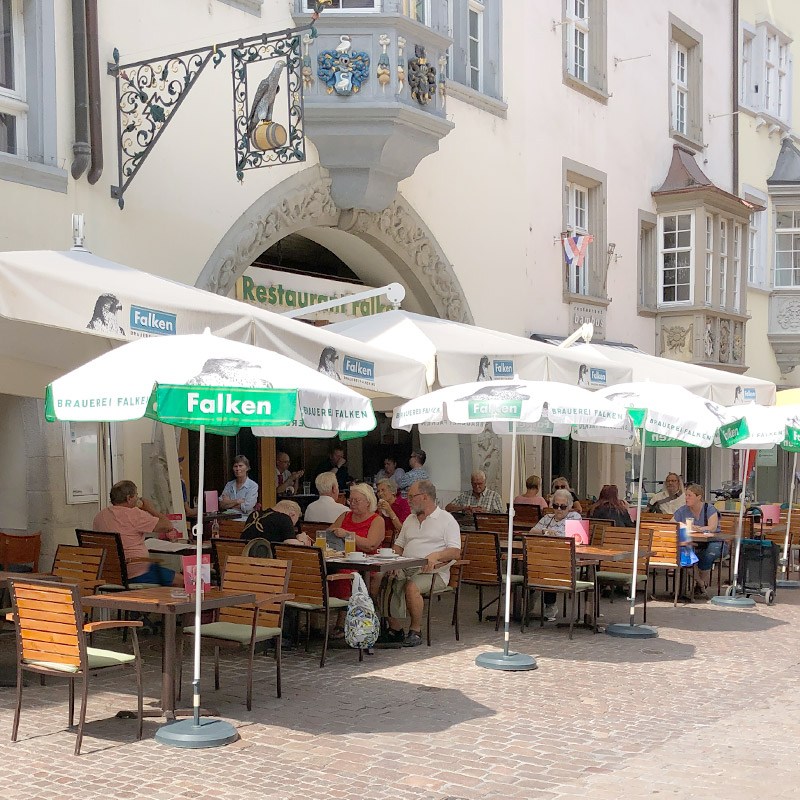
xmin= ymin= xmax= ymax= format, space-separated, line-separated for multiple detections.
xmin=251 ymin=121 xmax=287 ymax=151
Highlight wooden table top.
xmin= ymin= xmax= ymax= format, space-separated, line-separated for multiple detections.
xmin=575 ymin=545 xmax=653 ymax=562
xmin=689 ymin=531 xmax=736 ymax=542
xmin=82 ymin=587 xmax=257 ymax=614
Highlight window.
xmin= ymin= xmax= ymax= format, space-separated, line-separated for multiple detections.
xmin=719 ymin=219 xmax=728 ymax=307
xmin=562 ymin=0 xmax=607 ymax=99
xmin=765 ymin=34 xmax=776 ymax=113
xmin=467 ymin=1 xmax=483 ymax=92
xmin=733 ymin=223 xmax=741 ymax=312
xmin=741 ymin=31 xmax=753 ymax=105
xmin=747 ymin=205 xmax=767 ymax=287
xmin=775 ymin=209 xmax=800 ymax=287
xmin=778 ymin=42 xmax=789 ymax=119
xmin=745 ymin=22 xmax=793 ymax=124
xmin=705 ymin=214 xmax=713 ymax=305
xmin=0 ymin=0 xmax=25 ymax=156
xmin=567 ymin=182 xmax=589 ymax=295
xmin=669 ymin=17 xmax=703 ymax=145
xmin=403 ymin=0 xmax=430 ymax=24
xmin=303 ymin=0 xmax=378 ymax=10
xmin=637 ymin=213 xmax=657 ymax=312
xmin=659 ymin=213 xmax=693 ymax=304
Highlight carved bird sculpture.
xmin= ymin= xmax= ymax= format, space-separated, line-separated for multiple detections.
xmin=247 ymin=61 xmax=285 ymax=138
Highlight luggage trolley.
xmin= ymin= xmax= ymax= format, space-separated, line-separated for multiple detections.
xmin=725 ymin=538 xmax=778 ymax=605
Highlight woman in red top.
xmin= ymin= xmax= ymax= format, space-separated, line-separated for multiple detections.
xmin=328 ymin=483 xmax=384 ymax=636
xmin=376 ymin=478 xmax=411 ymax=546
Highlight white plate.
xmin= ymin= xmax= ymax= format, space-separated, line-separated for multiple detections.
xmin=375 ymin=553 xmax=400 ymax=559
xmin=345 ymin=554 xmax=366 ymax=561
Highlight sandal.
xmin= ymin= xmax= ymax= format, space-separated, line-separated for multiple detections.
xmin=330 ymin=626 xmax=346 ymax=640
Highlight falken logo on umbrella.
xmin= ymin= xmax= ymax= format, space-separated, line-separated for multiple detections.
xmin=154 ymin=386 xmax=297 ymax=426
xmin=782 ymin=426 xmax=800 ymax=452
xmin=492 ymin=360 xmax=514 ymax=378
xmin=342 ymin=356 xmax=375 ymax=386
xmin=468 ymin=399 xmax=522 ymax=419
xmin=719 ymin=418 xmax=749 ymax=447
xmin=130 ymin=305 xmax=177 ymax=337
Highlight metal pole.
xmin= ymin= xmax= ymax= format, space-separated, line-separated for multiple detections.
xmin=781 ymin=452 xmax=797 ymax=576
xmin=627 ymin=434 xmax=646 ymax=626
xmin=502 ymin=421 xmax=518 ymax=657
xmin=730 ymin=448 xmax=750 ymax=598
xmin=192 ymin=425 xmax=205 ymax=727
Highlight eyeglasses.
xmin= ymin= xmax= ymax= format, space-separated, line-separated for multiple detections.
xmin=553 ymin=485 xmax=567 ymax=489
xmin=407 ymin=492 xmax=425 ymax=500
xmin=551 ymin=503 xmax=569 ymax=511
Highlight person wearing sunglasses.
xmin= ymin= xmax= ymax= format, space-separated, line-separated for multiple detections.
xmin=549 ymin=477 xmax=582 ymax=513
xmin=530 ymin=488 xmax=583 ymax=621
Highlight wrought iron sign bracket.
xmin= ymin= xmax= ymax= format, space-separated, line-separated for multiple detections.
xmin=107 ymin=21 xmax=318 ymax=209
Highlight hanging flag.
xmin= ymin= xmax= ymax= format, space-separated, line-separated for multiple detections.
xmin=562 ymin=234 xmax=594 ymax=270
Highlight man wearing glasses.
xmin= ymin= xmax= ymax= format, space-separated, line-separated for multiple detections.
xmin=646 ymin=473 xmax=685 ymax=515
xmin=382 ymin=480 xmax=461 ymax=647
xmin=446 ymin=470 xmax=504 ymax=514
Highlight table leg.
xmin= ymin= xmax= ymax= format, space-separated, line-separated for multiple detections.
xmin=162 ymin=612 xmax=176 ymax=715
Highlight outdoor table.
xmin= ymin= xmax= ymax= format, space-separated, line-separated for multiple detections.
xmin=325 ymin=554 xmax=428 ymax=573
xmin=82 ymin=586 xmax=262 ymax=718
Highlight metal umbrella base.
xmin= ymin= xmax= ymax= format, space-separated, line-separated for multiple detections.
xmin=475 ymin=651 xmax=537 ymax=671
xmin=710 ymin=594 xmax=756 ymax=608
xmin=155 ymin=717 xmax=239 ymax=748
xmin=605 ymin=623 xmax=658 ymax=639
xmin=776 ymin=579 xmax=800 ymax=589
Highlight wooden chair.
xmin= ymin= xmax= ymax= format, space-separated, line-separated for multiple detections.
xmin=210 ymin=538 xmax=247 ymax=587
xmin=0 ymin=531 xmax=41 ymax=572
xmin=473 ymin=513 xmax=510 ymax=533
xmin=512 ymin=505 xmax=542 ymax=526
xmin=597 ymin=526 xmax=654 ymax=622
xmin=302 ymin=521 xmax=332 ymax=538
xmin=271 ymin=544 xmax=349 ymax=668
xmin=51 ymin=545 xmax=106 ymax=597
xmin=76 ymin=529 xmax=160 ymax=591
xmin=8 ymin=578 xmax=143 ymax=755
xmin=217 ymin=518 xmax=247 ymax=539
xmin=640 ymin=512 xmax=675 ymax=523
xmin=420 ymin=554 xmax=466 ymax=647
xmin=588 ymin=519 xmax=615 ymax=547
xmin=518 ymin=535 xmax=595 ymax=639
xmin=179 ymin=556 xmax=290 ymax=709
xmin=645 ymin=524 xmax=684 ymax=606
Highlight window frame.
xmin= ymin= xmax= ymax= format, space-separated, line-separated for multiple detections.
xmin=774 ymin=208 xmax=800 ymax=289
xmin=561 ymin=0 xmax=608 ymax=100
xmin=719 ymin=218 xmax=728 ymax=308
xmin=704 ymin=213 xmax=713 ymax=306
xmin=466 ymin=0 xmax=484 ymax=93
xmin=565 ymin=0 xmax=589 ymax=84
xmin=671 ymin=41 xmax=688 ymax=137
xmin=669 ymin=16 xmax=703 ymax=148
xmin=0 ymin=0 xmax=26 ymax=158
xmin=566 ymin=181 xmax=590 ymax=296
xmin=658 ymin=211 xmax=695 ymax=307
xmin=733 ymin=222 xmax=742 ymax=312
xmin=302 ymin=0 xmax=380 ymax=11
xmin=741 ymin=29 xmax=754 ymax=106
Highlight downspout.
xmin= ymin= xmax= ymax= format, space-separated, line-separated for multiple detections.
xmin=86 ymin=0 xmax=103 ymax=185
xmin=70 ymin=0 xmax=90 ymax=180
xmin=732 ymin=0 xmax=739 ymax=194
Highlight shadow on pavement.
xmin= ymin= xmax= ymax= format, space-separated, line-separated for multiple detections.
xmin=648 ymin=605 xmax=789 ymax=633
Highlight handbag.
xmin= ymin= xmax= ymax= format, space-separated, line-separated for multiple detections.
xmin=344 ymin=572 xmax=379 ymax=649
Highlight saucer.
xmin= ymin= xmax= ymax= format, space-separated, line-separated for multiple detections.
xmin=345 ymin=553 xmax=366 ymax=561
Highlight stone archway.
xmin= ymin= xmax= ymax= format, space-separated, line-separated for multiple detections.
xmin=196 ymin=165 xmax=472 ymax=324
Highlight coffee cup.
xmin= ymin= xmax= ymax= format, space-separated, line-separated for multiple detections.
xmin=378 ymin=548 xmax=394 ymax=558
xmin=346 ymin=551 xmax=365 ymax=560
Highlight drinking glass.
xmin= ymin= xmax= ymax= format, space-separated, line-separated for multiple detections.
xmin=303 ymin=481 xmax=312 ymax=495
xmin=344 ymin=531 xmax=356 ymax=554
xmin=314 ymin=532 xmax=327 ymax=549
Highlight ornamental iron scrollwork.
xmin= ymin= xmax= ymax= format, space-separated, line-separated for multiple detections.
xmin=107 ymin=19 xmax=321 ymax=208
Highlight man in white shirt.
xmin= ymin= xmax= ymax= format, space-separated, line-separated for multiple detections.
xmin=646 ymin=473 xmax=686 ymax=515
xmin=384 ymin=480 xmax=461 ymax=647
xmin=304 ymin=472 xmax=348 ymax=524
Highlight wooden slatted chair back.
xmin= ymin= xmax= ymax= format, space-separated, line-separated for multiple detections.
xmin=598 ymin=526 xmax=653 ymax=573
xmin=0 ymin=531 xmax=42 ymax=572
xmin=272 ymin=544 xmax=327 ymax=606
xmin=217 ymin=518 xmax=247 ymax=539
xmin=522 ymin=535 xmax=575 ymax=590
xmin=10 ymin=579 xmax=83 ymax=670
xmin=303 ymin=522 xmax=332 ymax=537
xmin=218 ymin=556 xmax=290 ymax=629
xmin=643 ymin=524 xmax=680 ymax=567
xmin=512 ymin=505 xmax=542 ymax=526
xmin=588 ymin=519 xmax=614 ymax=546
xmin=461 ymin=532 xmax=501 ymax=584
xmin=211 ymin=538 xmax=247 ymax=583
xmin=718 ymin=515 xmax=754 ymax=538
xmin=76 ymin=529 xmax=126 ymax=587
xmin=51 ymin=545 xmax=105 ymax=594
xmin=473 ymin=513 xmax=509 ymax=533
xmin=640 ymin=512 xmax=675 ymax=523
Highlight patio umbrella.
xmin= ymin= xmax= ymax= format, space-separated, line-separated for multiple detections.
xmin=45 ymin=330 xmax=376 ymax=747
xmin=594 ymin=383 xmax=746 ymax=635
xmin=776 ymin=390 xmax=800 ymax=588
xmin=392 ymin=379 xmax=629 ymax=671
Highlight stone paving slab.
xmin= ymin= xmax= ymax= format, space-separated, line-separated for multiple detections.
xmin=0 ymin=586 xmax=797 ymax=799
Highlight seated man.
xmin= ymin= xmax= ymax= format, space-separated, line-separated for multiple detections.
xmin=304 ymin=472 xmax=348 ymax=524
xmin=395 ymin=450 xmax=429 ymax=491
xmin=313 ymin=445 xmax=351 ymax=492
xmin=446 ymin=470 xmax=504 ymax=514
xmin=93 ymin=479 xmax=180 ymax=586
xmin=241 ymin=500 xmax=312 ymax=546
xmin=384 ymin=480 xmax=461 ymax=647
xmin=276 ymin=451 xmax=304 ymax=497
xmin=647 ymin=472 xmax=686 ymax=515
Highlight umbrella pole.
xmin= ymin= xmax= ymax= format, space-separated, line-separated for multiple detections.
xmin=777 ymin=452 xmax=800 ymax=588
xmin=711 ymin=448 xmax=756 ymax=608
xmin=475 ymin=421 xmax=536 ymax=671
xmin=607 ymin=430 xmax=658 ymax=638
xmin=155 ymin=424 xmax=239 ymax=748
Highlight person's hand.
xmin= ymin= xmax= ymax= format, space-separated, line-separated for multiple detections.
xmin=377 ymin=499 xmax=392 ymax=516
xmin=292 ymin=470 xmax=304 ymax=479
xmin=334 ymin=456 xmax=347 ymax=468
xmin=298 ymin=532 xmax=312 ymax=546
xmin=332 ymin=528 xmax=347 ymax=539
xmin=421 ymin=554 xmax=438 ymax=573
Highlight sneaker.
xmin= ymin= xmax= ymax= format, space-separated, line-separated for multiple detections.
xmin=377 ymin=628 xmax=405 ymax=645
xmin=543 ymin=604 xmax=558 ymax=622
xmin=402 ymin=630 xmax=423 ymax=647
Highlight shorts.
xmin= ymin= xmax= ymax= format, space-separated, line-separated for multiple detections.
xmin=387 ymin=567 xmax=446 ymax=619
xmin=129 ymin=563 xmax=176 ymax=586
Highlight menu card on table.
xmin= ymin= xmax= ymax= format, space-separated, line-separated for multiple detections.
xmin=182 ymin=554 xmax=211 ymax=594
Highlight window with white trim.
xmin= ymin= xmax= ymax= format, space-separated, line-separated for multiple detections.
xmin=659 ymin=213 xmax=693 ymax=305
xmin=303 ymin=0 xmax=378 ymax=10
xmin=672 ymin=42 xmax=688 ymax=136
xmin=669 ymin=17 xmax=703 ymax=145
xmin=467 ymin=0 xmax=483 ymax=92
xmin=704 ymin=214 xmax=713 ymax=305
xmin=765 ymin=33 xmax=776 ymax=113
xmin=403 ymin=0 xmax=430 ymax=24
xmin=719 ymin=219 xmax=728 ymax=308
xmin=566 ymin=0 xmax=588 ymax=83
xmin=778 ymin=41 xmax=789 ymax=119
xmin=562 ymin=0 xmax=607 ymax=97
xmin=733 ymin=223 xmax=741 ymax=312
xmin=741 ymin=30 xmax=753 ymax=105
xmin=744 ymin=22 xmax=793 ymax=123
xmin=567 ymin=182 xmax=589 ymax=295
xmin=775 ymin=209 xmax=800 ymax=288
xmin=0 ymin=0 xmax=25 ymax=157
xmin=747 ymin=207 xmax=767 ymax=287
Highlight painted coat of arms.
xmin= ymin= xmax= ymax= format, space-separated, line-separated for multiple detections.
xmin=318 ymin=35 xmax=370 ymax=96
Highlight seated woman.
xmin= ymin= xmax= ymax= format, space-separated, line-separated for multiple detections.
xmin=549 ymin=477 xmax=582 ymax=513
xmin=513 ymin=475 xmax=549 ymax=509
xmin=219 ymin=454 xmax=259 ymax=517
xmin=329 ymin=483 xmax=385 ymax=637
xmin=530 ymin=488 xmax=583 ymax=622
xmin=672 ymin=483 xmax=721 ymax=596
xmin=589 ymin=484 xmax=633 ymax=528
xmin=376 ymin=478 xmax=411 ymax=547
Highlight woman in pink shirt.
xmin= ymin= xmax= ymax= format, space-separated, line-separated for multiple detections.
xmin=513 ymin=475 xmax=549 ymax=509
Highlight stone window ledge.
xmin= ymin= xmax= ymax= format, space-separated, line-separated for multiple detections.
xmin=670 ymin=130 xmax=704 ymax=153
xmin=217 ymin=0 xmax=262 ymax=15
xmin=0 ymin=154 xmax=67 ymax=193
xmin=562 ymin=72 xmax=610 ymax=104
xmin=445 ymin=80 xmax=507 ymax=118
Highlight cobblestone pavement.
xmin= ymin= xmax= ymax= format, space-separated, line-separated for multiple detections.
xmin=0 ymin=584 xmax=798 ymax=800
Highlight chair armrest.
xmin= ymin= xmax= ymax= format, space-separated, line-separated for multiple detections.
xmin=326 ymin=573 xmax=353 ymax=582
xmin=251 ymin=593 xmax=294 ymax=607
xmin=127 ymin=557 xmax=157 ymax=565
xmin=83 ymin=620 xmax=144 ymax=633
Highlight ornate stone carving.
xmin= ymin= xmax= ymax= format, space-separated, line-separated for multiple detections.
xmin=704 ymin=320 xmax=715 ymax=359
xmin=408 ymin=45 xmax=437 ymax=105
xmin=732 ymin=323 xmax=743 ymax=362
xmin=777 ymin=300 xmax=800 ymax=331
xmin=317 ymin=36 xmax=370 ymax=96
xmin=473 ymin=427 xmax=502 ymax=496
xmin=719 ymin=321 xmax=730 ymax=363
xmin=661 ymin=324 xmax=692 ymax=355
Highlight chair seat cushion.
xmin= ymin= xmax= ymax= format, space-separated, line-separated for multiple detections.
xmin=185 ymin=621 xmax=281 ymax=644
xmin=287 ymin=598 xmax=349 ymax=611
xmin=596 ymin=571 xmax=648 ymax=584
xmin=649 ymin=561 xmax=679 ymax=569
xmin=24 ymin=647 xmax=136 ymax=674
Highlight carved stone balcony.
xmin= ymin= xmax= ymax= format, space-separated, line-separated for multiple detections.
xmin=293 ymin=6 xmax=454 ymax=211
xmin=769 ymin=291 xmax=800 ymax=374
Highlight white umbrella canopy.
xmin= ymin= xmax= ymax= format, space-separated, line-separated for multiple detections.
xmin=0 ymin=249 xmax=428 ymax=403
xmin=327 ymin=310 xmax=632 ymax=389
